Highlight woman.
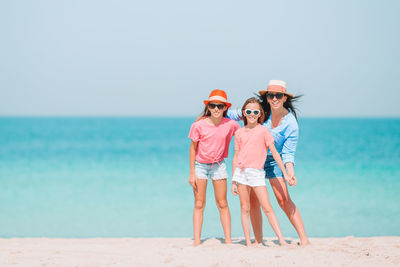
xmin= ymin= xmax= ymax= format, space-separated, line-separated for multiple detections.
xmin=228 ymin=80 xmax=310 ymax=245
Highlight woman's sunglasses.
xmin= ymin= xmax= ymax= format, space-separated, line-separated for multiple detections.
xmin=208 ymin=103 xmax=226 ymax=110
xmin=244 ymin=109 xmax=260 ymax=116
xmin=266 ymin=93 xmax=284 ymax=100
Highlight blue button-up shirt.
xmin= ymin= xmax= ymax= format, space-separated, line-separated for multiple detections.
xmin=227 ymin=108 xmax=298 ymax=164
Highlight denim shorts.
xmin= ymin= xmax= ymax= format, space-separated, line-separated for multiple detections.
xmin=232 ymin=167 xmax=266 ymax=187
xmin=264 ymin=155 xmax=284 ymax=179
xmin=195 ymin=160 xmax=228 ymax=180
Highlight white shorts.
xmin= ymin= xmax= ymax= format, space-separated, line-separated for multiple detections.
xmin=232 ymin=168 xmax=266 ymax=187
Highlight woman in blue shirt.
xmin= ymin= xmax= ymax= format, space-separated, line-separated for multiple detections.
xmin=228 ymin=80 xmax=310 ymax=246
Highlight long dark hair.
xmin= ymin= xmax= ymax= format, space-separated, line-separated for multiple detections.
xmin=241 ymin=97 xmax=265 ymax=126
xmin=258 ymin=93 xmax=302 ymax=122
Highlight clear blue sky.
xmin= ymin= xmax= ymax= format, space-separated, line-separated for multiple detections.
xmin=1 ymin=0 xmax=399 ymax=117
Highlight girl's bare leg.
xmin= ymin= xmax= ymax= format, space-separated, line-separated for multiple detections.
xmin=237 ymin=184 xmax=252 ymax=246
xmin=212 ymin=179 xmax=232 ymax=244
xmin=269 ymin=178 xmax=310 ymax=245
xmin=249 ymin=189 xmax=263 ymax=244
xmin=252 ymin=186 xmax=286 ymax=245
xmin=193 ymin=179 xmax=208 ymax=246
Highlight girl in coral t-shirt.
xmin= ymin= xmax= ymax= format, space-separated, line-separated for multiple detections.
xmin=231 ymin=97 xmax=289 ymax=246
xmin=188 ymin=89 xmax=240 ymax=246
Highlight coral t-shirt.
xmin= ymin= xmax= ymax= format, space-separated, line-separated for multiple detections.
xmin=188 ymin=117 xmax=240 ymax=164
xmin=235 ymin=124 xmax=275 ymax=169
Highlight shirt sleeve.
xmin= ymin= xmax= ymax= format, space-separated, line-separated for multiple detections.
xmin=281 ymin=122 xmax=298 ymax=165
xmin=226 ymin=108 xmax=242 ymax=121
xmin=188 ymin=123 xmax=200 ymax=142
xmin=234 ymin=131 xmax=240 ymax=151
xmin=264 ymin=128 xmax=275 ymax=147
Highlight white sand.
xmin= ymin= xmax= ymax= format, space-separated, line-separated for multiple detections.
xmin=0 ymin=236 xmax=399 ymax=266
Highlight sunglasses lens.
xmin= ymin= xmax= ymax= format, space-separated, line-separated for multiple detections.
xmin=253 ymin=110 xmax=260 ymax=115
xmin=245 ymin=109 xmax=252 ymax=115
xmin=209 ymin=103 xmax=225 ymax=109
xmin=267 ymin=93 xmax=284 ymax=99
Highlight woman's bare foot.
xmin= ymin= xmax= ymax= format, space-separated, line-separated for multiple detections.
xmin=279 ymin=239 xmax=288 ymax=246
xmin=225 ymin=238 xmax=232 ymax=244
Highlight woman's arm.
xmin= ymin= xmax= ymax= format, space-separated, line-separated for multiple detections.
xmin=189 ymin=141 xmax=198 ymax=190
xmin=231 ymin=150 xmax=238 ymax=196
xmin=226 ymin=108 xmax=242 ymax=122
xmin=269 ymin=143 xmax=295 ymax=186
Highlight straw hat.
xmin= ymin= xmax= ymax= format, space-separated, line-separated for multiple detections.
xmin=203 ymin=89 xmax=232 ymax=108
xmin=259 ymin=80 xmax=293 ymax=98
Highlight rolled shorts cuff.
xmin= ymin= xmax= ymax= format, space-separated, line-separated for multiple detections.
xmin=232 ymin=168 xmax=266 ymax=187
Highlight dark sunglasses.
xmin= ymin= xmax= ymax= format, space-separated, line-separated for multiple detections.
xmin=266 ymin=93 xmax=284 ymax=100
xmin=208 ymin=103 xmax=226 ymax=110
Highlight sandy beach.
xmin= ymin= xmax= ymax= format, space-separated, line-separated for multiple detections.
xmin=0 ymin=236 xmax=399 ymax=266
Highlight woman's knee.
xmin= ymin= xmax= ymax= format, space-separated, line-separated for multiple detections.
xmin=276 ymin=196 xmax=293 ymax=210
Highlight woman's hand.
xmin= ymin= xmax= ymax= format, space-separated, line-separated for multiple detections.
xmin=285 ymin=162 xmax=297 ymax=186
xmin=287 ymin=174 xmax=297 ymax=186
xmin=189 ymin=174 xmax=198 ymax=190
xmin=231 ymin=182 xmax=238 ymax=196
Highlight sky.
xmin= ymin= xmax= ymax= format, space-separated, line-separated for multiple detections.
xmin=1 ymin=0 xmax=399 ymax=117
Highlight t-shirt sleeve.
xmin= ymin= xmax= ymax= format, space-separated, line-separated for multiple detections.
xmin=232 ymin=120 xmax=241 ymax=134
xmin=264 ymin=128 xmax=275 ymax=147
xmin=234 ymin=131 xmax=240 ymax=151
xmin=188 ymin=123 xmax=201 ymax=142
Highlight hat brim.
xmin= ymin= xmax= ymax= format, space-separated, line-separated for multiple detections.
xmin=258 ymin=90 xmax=293 ymax=98
xmin=204 ymin=100 xmax=232 ymax=108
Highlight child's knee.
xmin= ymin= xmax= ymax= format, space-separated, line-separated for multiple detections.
xmin=194 ymin=200 xmax=206 ymax=210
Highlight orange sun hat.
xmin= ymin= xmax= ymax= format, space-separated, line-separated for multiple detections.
xmin=203 ymin=89 xmax=232 ymax=108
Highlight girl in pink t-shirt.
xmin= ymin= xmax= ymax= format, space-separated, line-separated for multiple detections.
xmin=188 ymin=89 xmax=240 ymax=246
xmin=232 ymin=97 xmax=290 ymax=246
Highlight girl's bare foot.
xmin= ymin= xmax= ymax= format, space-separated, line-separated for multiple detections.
xmin=193 ymin=240 xmax=201 ymax=246
xmin=300 ymin=239 xmax=311 ymax=246
xmin=225 ymin=238 xmax=232 ymax=244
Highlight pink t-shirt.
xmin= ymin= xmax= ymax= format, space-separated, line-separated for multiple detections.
xmin=188 ymin=117 xmax=240 ymax=164
xmin=235 ymin=124 xmax=275 ymax=170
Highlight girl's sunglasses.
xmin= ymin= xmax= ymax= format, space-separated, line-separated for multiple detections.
xmin=208 ymin=103 xmax=226 ymax=110
xmin=244 ymin=109 xmax=260 ymax=116
xmin=266 ymin=93 xmax=284 ymax=100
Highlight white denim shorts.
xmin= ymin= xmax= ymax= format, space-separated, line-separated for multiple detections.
xmin=232 ymin=167 xmax=266 ymax=187
xmin=195 ymin=160 xmax=228 ymax=180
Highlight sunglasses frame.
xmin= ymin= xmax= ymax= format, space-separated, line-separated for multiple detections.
xmin=244 ymin=109 xmax=261 ymax=116
xmin=208 ymin=103 xmax=226 ymax=110
xmin=266 ymin=92 xmax=284 ymax=100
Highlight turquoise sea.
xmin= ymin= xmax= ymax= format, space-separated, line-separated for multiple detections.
xmin=0 ymin=117 xmax=399 ymax=238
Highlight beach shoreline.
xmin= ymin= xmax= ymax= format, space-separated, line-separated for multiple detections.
xmin=0 ymin=236 xmax=399 ymax=266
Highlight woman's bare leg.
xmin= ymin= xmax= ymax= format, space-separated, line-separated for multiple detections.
xmin=212 ymin=179 xmax=232 ymax=244
xmin=193 ymin=179 xmax=207 ymax=246
xmin=270 ymin=178 xmax=310 ymax=245
xmin=237 ymin=183 xmax=252 ymax=246
xmin=252 ymin=186 xmax=286 ymax=245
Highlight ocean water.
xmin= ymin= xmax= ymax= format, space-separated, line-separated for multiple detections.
xmin=0 ymin=117 xmax=399 ymax=238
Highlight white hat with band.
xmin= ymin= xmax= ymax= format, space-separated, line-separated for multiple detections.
xmin=259 ymin=80 xmax=293 ymax=98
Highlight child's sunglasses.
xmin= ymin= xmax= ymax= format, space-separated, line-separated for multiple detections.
xmin=266 ymin=93 xmax=284 ymax=100
xmin=244 ymin=109 xmax=261 ymax=116
xmin=208 ymin=103 xmax=226 ymax=110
